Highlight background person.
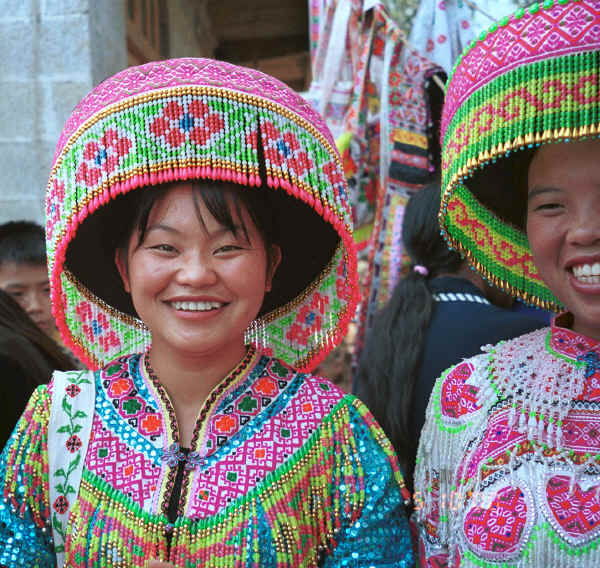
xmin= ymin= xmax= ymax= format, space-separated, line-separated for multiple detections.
xmin=0 ymin=289 xmax=72 ymax=447
xmin=0 ymin=221 xmax=57 ymax=337
xmin=354 ymin=181 xmax=543 ymax=493
xmin=415 ymin=2 xmax=600 ymax=565
xmin=0 ymin=58 xmax=413 ymax=567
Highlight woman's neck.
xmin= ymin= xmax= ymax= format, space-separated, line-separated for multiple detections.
xmin=147 ymin=340 xmax=247 ymax=446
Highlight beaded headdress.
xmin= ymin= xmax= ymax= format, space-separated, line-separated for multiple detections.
xmin=439 ymin=0 xmax=600 ymax=311
xmin=46 ymin=58 xmax=358 ymax=371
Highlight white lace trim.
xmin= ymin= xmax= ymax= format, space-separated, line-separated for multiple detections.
xmin=433 ymin=292 xmax=491 ymax=304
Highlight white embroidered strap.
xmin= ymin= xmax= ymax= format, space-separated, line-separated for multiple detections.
xmin=48 ymin=370 xmax=95 ymax=567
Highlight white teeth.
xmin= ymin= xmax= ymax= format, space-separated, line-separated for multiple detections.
xmin=171 ymin=301 xmax=223 ymax=311
xmin=572 ymin=263 xmax=600 ymax=283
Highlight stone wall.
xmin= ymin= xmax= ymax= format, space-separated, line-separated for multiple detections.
xmin=0 ymin=0 xmax=127 ymax=225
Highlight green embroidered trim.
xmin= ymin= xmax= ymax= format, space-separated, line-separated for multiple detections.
xmin=522 ymin=522 xmax=600 ymax=560
xmin=544 ymin=330 xmax=586 ymax=368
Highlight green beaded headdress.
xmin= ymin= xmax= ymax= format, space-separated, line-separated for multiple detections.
xmin=46 ymin=58 xmax=359 ymax=371
xmin=439 ymin=0 xmax=600 ymax=310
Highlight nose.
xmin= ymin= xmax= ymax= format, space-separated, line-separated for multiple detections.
xmin=566 ymin=206 xmax=600 ymax=247
xmin=175 ymin=252 xmax=218 ymax=287
xmin=23 ymin=289 xmax=43 ymax=315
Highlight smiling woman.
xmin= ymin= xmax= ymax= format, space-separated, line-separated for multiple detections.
xmin=0 ymin=59 xmax=413 ymax=567
xmin=414 ymin=1 xmax=600 ymax=566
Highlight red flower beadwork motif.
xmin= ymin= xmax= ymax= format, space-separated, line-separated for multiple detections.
xmin=214 ymin=415 xmax=237 ymax=435
xmin=149 ymin=100 xmax=225 ymax=148
xmin=286 ymin=292 xmax=330 ymax=346
xmin=108 ymin=377 xmax=133 ymax=398
xmin=261 ymin=120 xmax=314 ymax=178
xmin=46 ymin=178 xmax=65 ymax=240
xmin=253 ymin=376 xmax=278 ymax=397
xmin=65 ymin=384 xmax=81 ymax=398
xmin=139 ymin=413 xmax=162 ymax=436
xmin=66 ymin=434 xmax=82 ymax=453
xmin=75 ymin=129 xmax=132 ymax=187
xmin=53 ymin=495 xmax=69 ymax=514
xmin=75 ymin=301 xmax=121 ymax=352
xmin=322 ymin=160 xmax=345 ymax=193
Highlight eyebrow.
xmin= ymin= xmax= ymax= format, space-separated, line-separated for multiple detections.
xmin=146 ymin=223 xmax=180 ymax=235
xmin=527 ymin=186 xmax=562 ymax=201
xmin=146 ymin=223 xmax=243 ymax=238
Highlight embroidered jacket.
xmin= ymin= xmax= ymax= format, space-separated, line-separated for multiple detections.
xmin=415 ymin=316 xmax=600 ymax=567
xmin=0 ymin=348 xmax=413 ymax=567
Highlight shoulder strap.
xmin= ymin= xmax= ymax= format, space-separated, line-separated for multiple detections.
xmin=48 ymin=369 xmax=95 ymax=566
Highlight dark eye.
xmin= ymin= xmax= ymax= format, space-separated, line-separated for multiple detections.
xmin=535 ymin=202 xmax=562 ymax=212
xmin=150 ymin=244 xmax=176 ymax=253
xmin=215 ymin=244 xmax=242 ymax=254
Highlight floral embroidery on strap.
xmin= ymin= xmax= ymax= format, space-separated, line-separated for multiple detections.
xmin=48 ymin=370 xmax=95 ymax=565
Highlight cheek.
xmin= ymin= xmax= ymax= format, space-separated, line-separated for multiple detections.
xmin=526 ymin=216 xmax=561 ymax=275
xmin=230 ymin=255 xmax=269 ymax=298
xmin=128 ymin=258 xmax=169 ymax=298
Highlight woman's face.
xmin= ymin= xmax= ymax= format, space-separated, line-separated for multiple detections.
xmin=116 ymin=183 xmax=280 ymax=360
xmin=527 ymin=138 xmax=600 ymax=339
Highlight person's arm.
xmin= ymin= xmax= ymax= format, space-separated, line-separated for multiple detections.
xmin=320 ymin=397 xmax=414 ymax=567
xmin=0 ymin=385 xmax=55 ymax=567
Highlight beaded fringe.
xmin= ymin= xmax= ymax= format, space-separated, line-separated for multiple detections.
xmin=62 ymin=401 xmax=372 ymax=566
xmin=1 ymin=387 xmax=52 ymax=538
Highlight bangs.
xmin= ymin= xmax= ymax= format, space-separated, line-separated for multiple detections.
xmin=129 ymin=182 xmax=277 ymax=250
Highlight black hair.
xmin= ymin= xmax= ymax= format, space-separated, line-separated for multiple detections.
xmin=0 ymin=221 xmax=47 ymax=266
xmin=467 ymin=147 xmax=535 ymax=231
xmin=114 ymin=182 xmax=279 ymax=259
xmin=354 ymin=180 xmax=463 ymax=490
xmin=0 ymin=289 xmax=72 ymax=371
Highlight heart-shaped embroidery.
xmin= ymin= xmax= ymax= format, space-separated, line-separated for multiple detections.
xmin=463 ymin=484 xmax=533 ymax=560
xmin=544 ymin=474 xmax=600 ymax=546
xmin=440 ymin=361 xmax=481 ymax=421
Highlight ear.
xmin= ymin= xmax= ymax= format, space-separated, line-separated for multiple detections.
xmin=114 ymin=248 xmax=131 ymax=294
xmin=265 ymin=244 xmax=282 ymax=293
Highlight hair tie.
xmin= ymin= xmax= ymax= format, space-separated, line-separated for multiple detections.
xmin=413 ymin=265 xmax=429 ymax=277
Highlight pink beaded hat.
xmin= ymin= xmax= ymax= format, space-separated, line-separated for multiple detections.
xmin=46 ymin=58 xmax=359 ymax=371
xmin=439 ymin=0 xmax=600 ymax=311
